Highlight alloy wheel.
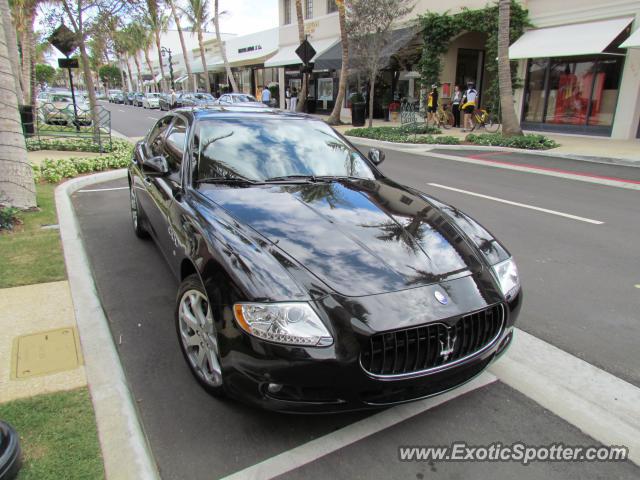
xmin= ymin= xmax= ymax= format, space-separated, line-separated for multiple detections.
xmin=129 ymin=187 xmax=138 ymax=230
xmin=178 ymin=289 xmax=222 ymax=387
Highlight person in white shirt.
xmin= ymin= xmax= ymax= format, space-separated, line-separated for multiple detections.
xmin=261 ymin=86 xmax=271 ymax=106
xmin=290 ymin=87 xmax=298 ymax=111
xmin=461 ymin=82 xmax=478 ymax=131
xmin=285 ymin=88 xmax=291 ymax=110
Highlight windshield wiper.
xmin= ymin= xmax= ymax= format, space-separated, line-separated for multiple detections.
xmin=264 ymin=174 xmax=323 ymax=183
xmin=195 ymin=176 xmax=260 ymax=185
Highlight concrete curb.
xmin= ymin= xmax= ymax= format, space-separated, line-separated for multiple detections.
xmin=56 ymin=170 xmax=159 ymax=480
xmin=345 ymin=136 xmax=640 ymax=168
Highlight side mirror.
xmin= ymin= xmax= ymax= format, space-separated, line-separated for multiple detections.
xmin=142 ymin=155 xmax=169 ymax=176
xmin=368 ymin=148 xmax=385 ymax=165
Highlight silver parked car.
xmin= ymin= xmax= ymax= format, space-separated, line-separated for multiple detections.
xmin=214 ymin=93 xmax=268 ymax=108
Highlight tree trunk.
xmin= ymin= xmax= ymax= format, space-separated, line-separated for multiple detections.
xmin=498 ymin=0 xmax=522 ymax=136
xmin=125 ymin=59 xmax=134 ymax=91
xmin=198 ymin=29 xmax=211 ymax=93
xmin=133 ymin=54 xmax=142 ymax=90
xmin=19 ymin=29 xmax=30 ymax=105
xmin=368 ymin=75 xmax=375 ymax=128
xmin=169 ymin=0 xmax=193 ymax=91
xmin=1 ymin=0 xmax=24 ymax=104
xmin=119 ymin=59 xmax=127 ymax=92
xmin=215 ymin=0 xmax=238 ymax=93
xmin=155 ymin=31 xmax=166 ymax=92
xmin=294 ymin=0 xmax=307 ymax=112
xmin=327 ymin=0 xmax=348 ymax=125
xmin=0 ymin=0 xmax=36 ymax=209
xmin=144 ymin=47 xmax=155 ymax=92
xmin=78 ymin=40 xmax=100 ymax=141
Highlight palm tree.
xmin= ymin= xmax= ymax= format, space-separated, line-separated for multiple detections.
xmin=147 ymin=0 xmax=169 ymax=92
xmin=213 ymin=0 xmax=237 ymax=92
xmin=1 ymin=0 xmax=23 ymax=103
xmin=181 ymin=0 xmax=212 ymax=93
xmin=497 ymin=0 xmax=522 ymax=136
xmin=166 ymin=0 xmax=194 ymax=91
xmin=9 ymin=0 xmax=41 ymax=108
xmin=0 ymin=0 xmax=36 ymax=209
xmin=327 ymin=0 xmax=348 ymax=125
xmin=294 ymin=0 xmax=307 ymax=112
xmin=123 ymin=23 xmax=147 ymax=91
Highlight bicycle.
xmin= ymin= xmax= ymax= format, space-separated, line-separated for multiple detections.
xmin=467 ymin=108 xmax=500 ymax=133
xmin=426 ymin=104 xmax=454 ymax=130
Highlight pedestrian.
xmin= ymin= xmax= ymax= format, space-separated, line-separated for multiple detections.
xmin=290 ymin=87 xmax=298 ymax=111
xmin=426 ymin=84 xmax=438 ymax=124
xmin=452 ymin=84 xmax=462 ymax=128
xmin=285 ymin=87 xmax=291 ymax=110
xmin=261 ymin=85 xmax=271 ymax=106
xmin=461 ymin=81 xmax=478 ymax=131
xmin=170 ymin=89 xmax=176 ymax=109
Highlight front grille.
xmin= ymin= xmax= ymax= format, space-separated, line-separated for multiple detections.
xmin=360 ymin=304 xmax=504 ymax=377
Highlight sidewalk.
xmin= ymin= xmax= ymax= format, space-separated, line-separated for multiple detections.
xmin=311 ymin=113 xmax=640 ymax=164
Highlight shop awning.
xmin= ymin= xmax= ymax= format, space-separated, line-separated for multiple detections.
xmin=509 ymin=17 xmax=634 ymax=59
xmin=265 ymin=37 xmax=340 ymax=68
xmin=621 ymin=27 xmax=640 ymax=48
xmin=313 ymin=27 xmax=420 ymax=71
xmin=175 ymin=75 xmax=188 ymax=84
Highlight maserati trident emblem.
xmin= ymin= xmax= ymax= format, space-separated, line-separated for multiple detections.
xmin=434 ymin=290 xmax=448 ymax=305
xmin=439 ymin=329 xmax=457 ymax=361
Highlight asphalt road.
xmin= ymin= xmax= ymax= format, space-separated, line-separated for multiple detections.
xmin=73 ymin=101 xmax=640 ymax=478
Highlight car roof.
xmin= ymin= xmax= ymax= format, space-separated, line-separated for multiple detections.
xmin=177 ymin=106 xmax=314 ymax=121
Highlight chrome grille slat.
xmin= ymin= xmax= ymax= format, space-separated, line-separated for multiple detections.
xmin=360 ymin=304 xmax=505 ymax=378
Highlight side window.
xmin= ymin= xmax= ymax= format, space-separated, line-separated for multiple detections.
xmin=146 ymin=117 xmax=172 ymax=158
xmin=163 ymin=117 xmax=188 ymax=176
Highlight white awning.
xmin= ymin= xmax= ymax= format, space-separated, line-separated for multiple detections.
xmin=621 ymin=27 xmax=640 ymax=48
xmin=175 ymin=75 xmax=188 ymax=84
xmin=265 ymin=37 xmax=340 ymax=68
xmin=509 ymin=17 xmax=634 ymax=59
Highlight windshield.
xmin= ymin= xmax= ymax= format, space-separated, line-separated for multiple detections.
xmin=194 ymin=93 xmax=214 ymax=101
xmin=147 ymin=93 xmax=160 ymax=98
xmin=195 ymin=118 xmax=376 ymax=183
xmin=235 ymin=95 xmax=257 ymax=102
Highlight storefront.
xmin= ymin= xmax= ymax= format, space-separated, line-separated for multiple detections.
xmin=511 ymin=16 xmax=634 ymax=136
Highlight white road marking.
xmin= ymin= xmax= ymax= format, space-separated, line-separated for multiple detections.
xmin=118 ymin=109 xmax=125 ymax=112
xmin=77 ymin=186 xmax=129 ymax=193
xmin=221 ymin=373 xmax=497 ymax=480
xmin=491 ymin=329 xmax=640 ymax=466
xmin=428 ymin=183 xmax=604 ymax=225
xmin=147 ymin=116 xmax=157 ymax=120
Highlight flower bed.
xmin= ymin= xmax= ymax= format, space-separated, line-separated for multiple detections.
xmin=344 ymin=125 xmax=461 ymax=145
xmin=466 ymin=133 xmax=559 ymax=150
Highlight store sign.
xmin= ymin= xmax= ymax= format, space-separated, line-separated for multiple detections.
xmin=304 ymin=21 xmax=320 ymax=36
xmin=238 ymin=45 xmax=262 ymax=54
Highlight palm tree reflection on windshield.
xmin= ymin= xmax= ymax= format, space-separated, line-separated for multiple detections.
xmin=198 ymin=130 xmax=241 ymax=180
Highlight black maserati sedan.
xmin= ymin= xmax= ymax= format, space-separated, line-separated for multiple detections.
xmin=128 ymin=107 xmax=522 ymax=412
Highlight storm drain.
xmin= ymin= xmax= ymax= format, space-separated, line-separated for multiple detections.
xmin=11 ymin=327 xmax=83 ymax=379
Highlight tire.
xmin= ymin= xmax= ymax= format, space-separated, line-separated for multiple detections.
xmin=484 ymin=114 xmax=501 ymax=133
xmin=0 ymin=420 xmax=22 ymax=480
xmin=175 ymin=274 xmax=226 ymax=397
xmin=129 ymin=184 xmax=149 ymax=239
xmin=442 ymin=111 xmax=454 ymax=129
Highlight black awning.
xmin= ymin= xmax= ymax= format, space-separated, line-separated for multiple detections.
xmin=313 ymin=26 xmax=421 ymax=72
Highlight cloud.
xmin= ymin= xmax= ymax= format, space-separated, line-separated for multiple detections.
xmin=214 ymin=0 xmax=279 ymax=36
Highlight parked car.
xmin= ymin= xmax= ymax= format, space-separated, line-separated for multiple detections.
xmin=176 ymin=92 xmax=217 ymax=108
xmin=142 ymin=92 xmax=161 ymax=109
xmin=112 ymin=92 xmax=126 ymax=104
xmin=215 ymin=93 xmax=267 ymax=108
xmin=38 ymin=92 xmax=92 ymax=126
xmin=128 ymin=108 xmax=522 ymax=412
xmin=107 ymin=89 xmax=123 ymax=103
xmin=126 ymin=92 xmax=136 ymax=105
xmin=159 ymin=93 xmax=174 ymax=111
xmin=133 ymin=92 xmax=145 ymax=107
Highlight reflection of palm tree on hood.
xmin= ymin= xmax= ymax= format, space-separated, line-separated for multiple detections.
xmin=281 ymin=184 xmax=346 ymax=210
xmin=360 ymin=206 xmax=432 ymax=254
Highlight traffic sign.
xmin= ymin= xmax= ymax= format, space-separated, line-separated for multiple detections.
xmin=58 ymin=58 xmax=79 ymax=69
xmin=295 ymin=39 xmax=316 ymax=65
xmin=49 ymin=24 xmax=78 ymax=58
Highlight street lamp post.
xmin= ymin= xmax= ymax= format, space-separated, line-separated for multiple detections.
xmin=161 ymin=47 xmax=175 ymax=91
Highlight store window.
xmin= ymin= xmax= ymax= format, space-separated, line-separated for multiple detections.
xmin=327 ymin=0 xmax=338 ymax=14
xmin=305 ymin=0 xmax=313 ymax=19
xmin=523 ymin=55 xmax=624 ymax=131
xmin=284 ymin=0 xmax=291 ymax=25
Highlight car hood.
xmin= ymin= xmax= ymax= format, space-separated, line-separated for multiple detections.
xmin=200 ymin=178 xmax=486 ymax=297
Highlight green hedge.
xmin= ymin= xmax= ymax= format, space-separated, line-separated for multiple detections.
xmin=26 ymin=137 xmax=117 ymax=153
xmin=344 ymin=125 xmax=461 ymax=145
xmin=32 ymin=139 xmax=133 ymax=183
xmin=466 ymin=133 xmax=559 ymax=150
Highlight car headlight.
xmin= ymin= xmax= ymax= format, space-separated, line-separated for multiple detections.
xmin=233 ymin=303 xmax=333 ymax=347
xmin=492 ymin=257 xmax=520 ymax=300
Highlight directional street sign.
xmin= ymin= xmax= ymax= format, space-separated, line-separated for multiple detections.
xmin=49 ymin=24 xmax=79 ymax=58
xmin=295 ymin=39 xmax=316 ymax=65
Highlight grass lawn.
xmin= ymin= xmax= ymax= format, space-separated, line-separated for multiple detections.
xmin=0 ymin=183 xmax=66 ymax=288
xmin=0 ymin=388 xmax=104 ymax=480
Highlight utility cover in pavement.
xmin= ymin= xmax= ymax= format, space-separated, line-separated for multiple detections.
xmin=11 ymin=327 xmax=83 ymax=379
xmin=296 ymin=39 xmax=316 ymax=65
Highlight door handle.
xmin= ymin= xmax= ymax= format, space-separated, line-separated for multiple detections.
xmin=143 ymin=176 xmax=153 ymax=186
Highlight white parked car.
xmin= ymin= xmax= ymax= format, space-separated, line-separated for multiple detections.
xmin=37 ymin=91 xmax=92 ymax=126
xmin=142 ymin=93 xmax=161 ymax=109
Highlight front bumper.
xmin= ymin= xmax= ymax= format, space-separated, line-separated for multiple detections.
xmin=219 ymin=287 xmax=522 ymax=413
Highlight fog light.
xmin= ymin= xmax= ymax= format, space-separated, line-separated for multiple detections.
xmin=267 ymin=383 xmax=283 ymax=394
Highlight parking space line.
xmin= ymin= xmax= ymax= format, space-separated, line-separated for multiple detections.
xmin=491 ymin=329 xmax=640 ymax=466
xmin=221 ymin=373 xmax=496 ymax=480
xmin=428 ymin=183 xmax=604 ymax=225
xmin=77 ymin=186 xmax=129 ymax=193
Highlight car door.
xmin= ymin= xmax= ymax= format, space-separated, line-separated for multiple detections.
xmin=136 ymin=116 xmax=173 ymax=244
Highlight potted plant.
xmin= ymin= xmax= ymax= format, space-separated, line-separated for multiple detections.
xmin=389 ymin=101 xmax=401 ymax=122
xmin=350 ymin=92 xmax=366 ymax=127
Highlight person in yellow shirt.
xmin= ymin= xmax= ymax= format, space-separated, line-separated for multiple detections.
xmin=426 ymin=84 xmax=439 ymax=124
xmin=461 ymin=81 xmax=478 ymax=131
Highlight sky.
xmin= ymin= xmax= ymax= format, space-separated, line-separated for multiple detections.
xmin=215 ymin=0 xmax=279 ymax=36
